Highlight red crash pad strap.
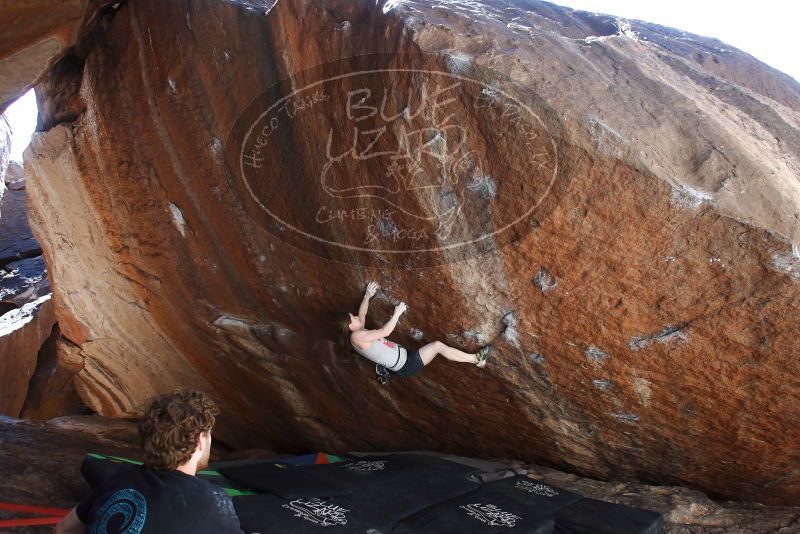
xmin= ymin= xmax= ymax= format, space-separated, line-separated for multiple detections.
xmin=0 ymin=501 xmax=70 ymax=516
xmin=0 ymin=501 xmax=69 ymax=528
xmin=0 ymin=516 xmax=65 ymax=527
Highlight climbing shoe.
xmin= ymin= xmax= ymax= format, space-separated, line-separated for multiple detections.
xmin=376 ymin=364 xmax=390 ymax=385
xmin=476 ymin=345 xmax=492 ymax=368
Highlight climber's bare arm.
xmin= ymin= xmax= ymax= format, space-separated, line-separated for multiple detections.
xmin=353 ymin=302 xmax=406 ymax=345
xmin=358 ymin=282 xmax=379 ymax=323
xmin=379 ymin=302 xmax=406 ymax=338
xmin=53 ymin=507 xmax=85 ymax=534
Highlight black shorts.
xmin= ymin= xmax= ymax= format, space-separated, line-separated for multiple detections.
xmin=391 ymin=349 xmax=424 ymax=378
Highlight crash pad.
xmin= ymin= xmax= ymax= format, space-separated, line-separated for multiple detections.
xmin=554 ymin=497 xmax=665 ymax=534
xmin=80 ymin=452 xmax=664 ymax=533
xmin=219 ymin=454 xmax=481 ymax=505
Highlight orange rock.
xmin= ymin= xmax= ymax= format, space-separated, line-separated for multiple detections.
xmin=0 ymin=295 xmax=56 ymax=416
xmin=20 ymin=325 xmax=88 ymax=420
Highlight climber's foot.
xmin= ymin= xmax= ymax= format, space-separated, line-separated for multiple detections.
xmin=475 ymin=345 xmax=492 ymax=368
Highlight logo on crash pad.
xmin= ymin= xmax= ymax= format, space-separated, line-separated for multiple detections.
xmin=461 ymin=503 xmax=521 ymax=527
xmin=342 ymin=460 xmax=388 ymax=473
xmin=514 ymin=479 xmax=559 ymax=497
xmin=282 ymin=498 xmax=349 ymax=526
xmin=224 ymin=53 xmax=564 ymax=268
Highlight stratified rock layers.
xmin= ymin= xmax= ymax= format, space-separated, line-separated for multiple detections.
xmin=23 ymin=0 xmax=800 ymax=505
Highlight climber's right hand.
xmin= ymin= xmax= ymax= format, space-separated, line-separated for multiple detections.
xmin=365 ymin=281 xmax=379 ymax=298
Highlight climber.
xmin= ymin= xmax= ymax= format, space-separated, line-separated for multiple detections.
xmin=53 ymin=390 xmax=244 ymax=534
xmin=345 ymin=281 xmax=492 ymax=384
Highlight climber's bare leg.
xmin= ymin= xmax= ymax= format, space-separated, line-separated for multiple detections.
xmin=418 ymin=341 xmax=478 ymax=365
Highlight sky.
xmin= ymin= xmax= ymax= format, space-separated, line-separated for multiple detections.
xmin=4 ymin=1 xmax=799 ymax=162
xmin=5 ymin=88 xmax=36 ymax=163
xmin=553 ymin=0 xmax=800 ymax=82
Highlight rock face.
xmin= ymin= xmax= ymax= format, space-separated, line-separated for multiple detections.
xmin=16 ymin=0 xmax=800 ymax=505
xmin=19 ymin=326 xmax=89 ymax=420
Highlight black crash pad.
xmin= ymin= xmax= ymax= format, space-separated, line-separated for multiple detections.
xmin=219 ymin=454 xmax=481 ymax=502
xmin=554 ymin=497 xmax=665 ymax=534
xmin=81 ymin=453 xmax=664 ymax=534
xmin=393 ymin=483 xmax=556 ymax=533
xmin=224 ymin=454 xmax=483 ymax=532
xmin=390 ymin=475 xmax=581 ymax=533
xmin=218 ymin=461 xmax=353 ymax=499
xmin=232 ymin=493 xmax=385 ymax=533
xmin=480 ymin=476 xmax=582 ymax=513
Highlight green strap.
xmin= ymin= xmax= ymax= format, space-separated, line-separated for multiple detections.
xmin=109 ymin=455 xmax=143 ymax=465
xmin=88 ymin=452 xmax=143 ymax=465
xmin=223 ymin=488 xmax=258 ymax=496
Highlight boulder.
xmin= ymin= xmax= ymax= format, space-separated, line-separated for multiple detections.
xmin=0 ymin=294 xmax=57 ymax=416
xmin=4 ymin=160 xmax=25 ymax=190
xmin=0 ymin=415 xmax=141 ymax=517
xmin=17 ymin=0 xmax=800 ymax=505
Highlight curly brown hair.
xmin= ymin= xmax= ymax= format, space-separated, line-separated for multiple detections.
xmin=137 ymin=390 xmax=219 ymax=470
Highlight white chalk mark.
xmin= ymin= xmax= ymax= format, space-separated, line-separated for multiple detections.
xmin=168 ymin=202 xmax=187 ymax=236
